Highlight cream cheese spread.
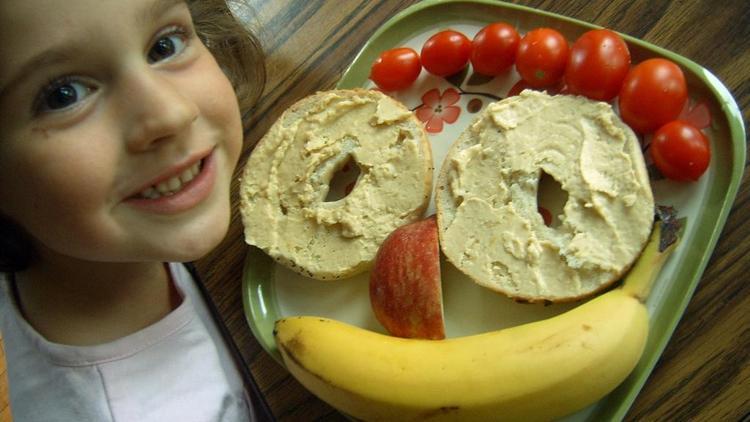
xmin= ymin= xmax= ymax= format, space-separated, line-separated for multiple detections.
xmin=240 ymin=90 xmax=433 ymax=280
xmin=436 ymin=90 xmax=654 ymax=302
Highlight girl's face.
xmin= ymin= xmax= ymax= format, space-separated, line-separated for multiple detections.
xmin=0 ymin=0 xmax=244 ymax=263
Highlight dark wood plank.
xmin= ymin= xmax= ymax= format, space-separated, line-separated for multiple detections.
xmin=194 ymin=0 xmax=750 ymax=420
xmin=0 ymin=334 xmax=11 ymax=422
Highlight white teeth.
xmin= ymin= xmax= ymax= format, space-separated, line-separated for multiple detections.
xmin=138 ymin=161 xmax=202 ymax=199
xmin=166 ymin=176 xmax=181 ymax=192
xmin=179 ymin=167 xmax=194 ymax=183
xmin=155 ymin=180 xmax=170 ymax=194
xmin=141 ymin=187 xmax=159 ymax=199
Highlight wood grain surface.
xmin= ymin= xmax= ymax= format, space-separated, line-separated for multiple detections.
xmin=0 ymin=333 xmax=11 ymax=422
xmin=191 ymin=0 xmax=750 ymax=421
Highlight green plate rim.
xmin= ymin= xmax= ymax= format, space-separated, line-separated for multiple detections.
xmin=242 ymin=246 xmax=280 ymax=362
xmin=244 ymin=0 xmax=747 ymax=419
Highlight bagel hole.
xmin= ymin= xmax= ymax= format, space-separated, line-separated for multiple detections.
xmin=324 ymin=155 xmax=361 ymax=202
xmin=536 ymin=171 xmax=568 ymax=228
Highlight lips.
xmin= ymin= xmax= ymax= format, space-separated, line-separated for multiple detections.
xmin=125 ymin=149 xmax=218 ymax=214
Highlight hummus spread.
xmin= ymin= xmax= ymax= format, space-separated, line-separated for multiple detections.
xmin=436 ymin=90 xmax=654 ymax=302
xmin=240 ymin=89 xmax=433 ymax=280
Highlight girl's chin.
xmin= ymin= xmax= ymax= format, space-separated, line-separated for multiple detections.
xmin=164 ymin=219 xmax=231 ymax=261
xmin=172 ymin=237 xmax=226 ymax=261
xmin=126 ymin=179 xmax=233 ymax=261
xmin=118 ymin=205 xmax=231 ymax=263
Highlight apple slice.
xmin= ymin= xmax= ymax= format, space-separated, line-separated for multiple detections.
xmin=369 ymin=215 xmax=445 ymax=340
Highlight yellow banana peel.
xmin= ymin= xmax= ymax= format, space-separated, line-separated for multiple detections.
xmin=274 ymin=221 xmax=678 ymax=421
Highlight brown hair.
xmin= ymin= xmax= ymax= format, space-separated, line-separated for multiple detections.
xmin=188 ymin=0 xmax=266 ymax=127
xmin=0 ymin=0 xmax=266 ymax=272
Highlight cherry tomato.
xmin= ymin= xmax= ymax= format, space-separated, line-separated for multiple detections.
xmin=507 ymin=78 xmax=566 ymax=97
xmin=470 ymin=22 xmax=520 ymax=76
xmin=650 ymin=120 xmax=710 ymax=181
xmin=618 ymin=58 xmax=688 ymax=133
xmin=538 ymin=207 xmax=553 ymax=226
xmin=515 ymin=28 xmax=569 ymax=88
xmin=421 ymin=30 xmax=472 ymax=77
xmin=369 ymin=47 xmax=422 ymax=91
xmin=564 ymin=29 xmax=630 ymax=101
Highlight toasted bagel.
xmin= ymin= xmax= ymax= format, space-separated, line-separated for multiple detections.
xmin=436 ymin=90 xmax=654 ymax=302
xmin=240 ymin=89 xmax=433 ymax=280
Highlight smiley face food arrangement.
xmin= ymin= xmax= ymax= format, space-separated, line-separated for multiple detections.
xmin=241 ymin=88 xmax=654 ymax=299
xmin=240 ymin=23 xmax=698 ymax=422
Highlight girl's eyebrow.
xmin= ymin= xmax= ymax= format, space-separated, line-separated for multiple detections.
xmin=0 ymin=46 xmax=78 ymax=100
xmin=139 ymin=0 xmax=186 ymax=25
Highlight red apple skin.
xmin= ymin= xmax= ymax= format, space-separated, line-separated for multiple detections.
xmin=369 ymin=215 xmax=445 ymax=340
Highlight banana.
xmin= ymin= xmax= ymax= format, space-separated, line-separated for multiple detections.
xmin=274 ymin=222 xmax=677 ymax=421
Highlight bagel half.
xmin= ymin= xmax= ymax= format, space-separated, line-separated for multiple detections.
xmin=240 ymin=89 xmax=433 ymax=280
xmin=436 ymin=90 xmax=654 ymax=302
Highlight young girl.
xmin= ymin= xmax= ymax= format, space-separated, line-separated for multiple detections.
xmin=0 ymin=0 xmax=266 ymax=420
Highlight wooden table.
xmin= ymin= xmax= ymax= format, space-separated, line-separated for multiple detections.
xmin=195 ymin=0 xmax=750 ymax=420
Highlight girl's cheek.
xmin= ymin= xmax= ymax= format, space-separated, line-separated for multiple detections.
xmin=1 ymin=121 xmax=113 ymax=209
xmin=202 ymin=58 xmax=244 ymax=165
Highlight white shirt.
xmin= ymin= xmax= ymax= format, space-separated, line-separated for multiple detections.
xmin=0 ymin=263 xmax=256 ymax=422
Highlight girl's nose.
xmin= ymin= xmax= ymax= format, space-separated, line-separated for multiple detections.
xmin=122 ymin=69 xmax=199 ymax=152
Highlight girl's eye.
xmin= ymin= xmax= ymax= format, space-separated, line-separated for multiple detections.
xmin=147 ymin=31 xmax=188 ymax=64
xmin=36 ymin=79 xmax=94 ymax=113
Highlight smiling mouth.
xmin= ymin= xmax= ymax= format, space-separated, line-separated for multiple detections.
xmin=138 ymin=159 xmax=204 ymax=199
